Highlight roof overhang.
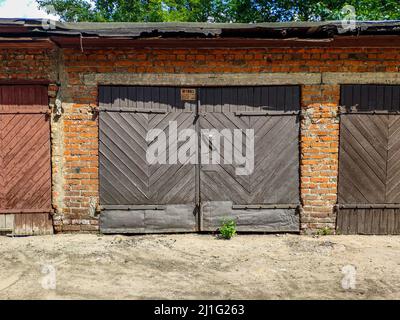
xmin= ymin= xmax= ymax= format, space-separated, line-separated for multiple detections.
xmin=0 ymin=19 xmax=399 ymax=48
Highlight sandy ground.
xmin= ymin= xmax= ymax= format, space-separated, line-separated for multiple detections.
xmin=0 ymin=233 xmax=399 ymax=300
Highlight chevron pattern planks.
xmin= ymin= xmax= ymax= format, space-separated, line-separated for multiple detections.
xmin=338 ymin=114 xmax=388 ymax=204
xmin=0 ymin=85 xmax=52 ymax=236
xmin=250 ymin=115 xmax=299 ymax=204
xmin=200 ymin=113 xmax=300 ymax=204
xmin=386 ymin=115 xmax=400 ymax=203
xmin=2 ymin=114 xmax=52 ymax=210
xmin=338 ymin=84 xmax=400 ymax=234
xmin=338 ymin=114 xmax=400 ymax=234
xmin=99 ymin=86 xmax=301 ymax=233
xmin=100 ymin=111 xmax=196 ymax=205
xmin=339 ymin=114 xmax=400 ymax=204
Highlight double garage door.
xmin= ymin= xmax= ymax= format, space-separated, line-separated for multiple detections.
xmin=338 ymin=85 xmax=400 ymax=234
xmin=99 ymin=86 xmax=301 ymax=233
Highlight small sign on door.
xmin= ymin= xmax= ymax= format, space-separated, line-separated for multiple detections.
xmin=181 ymin=88 xmax=197 ymax=101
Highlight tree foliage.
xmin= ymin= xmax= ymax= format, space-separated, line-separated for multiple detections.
xmin=36 ymin=0 xmax=400 ymax=23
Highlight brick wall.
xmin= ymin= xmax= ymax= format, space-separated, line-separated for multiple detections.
xmin=0 ymin=48 xmax=57 ymax=81
xmin=2 ymin=45 xmax=400 ymax=233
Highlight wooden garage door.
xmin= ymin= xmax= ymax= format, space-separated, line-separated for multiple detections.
xmin=99 ymin=86 xmax=300 ymax=234
xmin=338 ymin=85 xmax=400 ymax=234
xmin=0 ymin=86 xmax=53 ymax=236
xmin=199 ymin=87 xmax=300 ymax=232
xmin=99 ymin=86 xmax=197 ymax=233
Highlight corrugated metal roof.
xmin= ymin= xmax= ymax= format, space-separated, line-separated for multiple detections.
xmin=0 ymin=18 xmax=400 ymax=39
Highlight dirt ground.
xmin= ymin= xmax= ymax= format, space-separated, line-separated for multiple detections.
xmin=0 ymin=233 xmax=399 ymax=300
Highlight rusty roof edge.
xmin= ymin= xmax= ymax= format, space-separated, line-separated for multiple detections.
xmin=0 ymin=18 xmax=400 ymax=39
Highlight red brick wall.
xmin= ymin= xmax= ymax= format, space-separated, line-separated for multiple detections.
xmin=62 ymin=47 xmax=400 ymax=74
xmin=0 ymin=48 xmax=57 ymax=81
xmin=2 ymin=45 xmax=400 ymax=233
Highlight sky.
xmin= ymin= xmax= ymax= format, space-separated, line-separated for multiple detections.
xmin=0 ymin=0 xmax=58 ymax=19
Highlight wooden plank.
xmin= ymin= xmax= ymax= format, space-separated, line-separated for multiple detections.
xmin=376 ymin=85 xmax=385 ymax=110
xmin=237 ymin=87 xmax=249 ymax=112
xmin=341 ymin=209 xmax=350 ymax=234
xmin=393 ymin=86 xmax=400 ymax=111
xmin=341 ymin=85 xmax=352 ymax=108
xmin=379 ymin=208 xmax=388 ymax=234
xmin=5 ymin=214 xmax=14 ymax=231
xmin=357 ymin=209 xmax=366 ymax=234
xmin=119 ymin=86 xmax=128 ymax=108
xmin=276 ymin=86 xmax=286 ymax=111
xmin=253 ymin=87 xmax=262 ymax=111
xmin=387 ymin=209 xmax=395 ymax=234
xmin=13 ymin=213 xmax=53 ymax=236
xmin=371 ymin=209 xmax=380 ymax=234
xmin=364 ymin=209 xmax=374 ymax=235
xmin=367 ymin=85 xmax=377 ymax=110
xmin=0 ymin=214 xmax=5 ymax=230
xmin=268 ymin=86 xmax=277 ymax=110
xmin=395 ymin=209 xmax=400 ymax=234
xmin=384 ymin=86 xmax=393 ymax=111
xmin=360 ymin=85 xmax=370 ymax=110
xmin=336 ymin=209 xmax=343 ymax=234
xmin=0 ymin=214 xmax=13 ymax=232
xmin=348 ymin=209 xmax=358 ymax=234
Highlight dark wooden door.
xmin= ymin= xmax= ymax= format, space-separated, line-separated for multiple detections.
xmin=199 ymin=87 xmax=300 ymax=232
xmin=338 ymin=85 xmax=400 ymax=234
xmin=0 ymin=86 xmax=53 ymax=236
xmin=99 ymin=86 xmax=197 ymax=233
xmin=99 ymin=86 xmax=301 ymax=234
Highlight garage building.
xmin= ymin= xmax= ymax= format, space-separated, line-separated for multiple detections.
xmin=0 ymin=19 xmax=399 ymax=235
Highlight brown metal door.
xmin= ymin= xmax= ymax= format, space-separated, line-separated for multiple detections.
xmin=338 ymin=85 xmax=400 ymax=234
xmin=0 ymin=86 xmax=52 ymax=236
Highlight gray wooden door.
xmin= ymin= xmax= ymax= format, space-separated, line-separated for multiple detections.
xmin=199 ymin=87 xmax=300 ymax=232
xmin=99 ymin=86 xmax=197 ymax=233
xmin=338 ymin=85 xmax=400 ymax=234
xmin=99 ymin=86 xmax=301 ymax=233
